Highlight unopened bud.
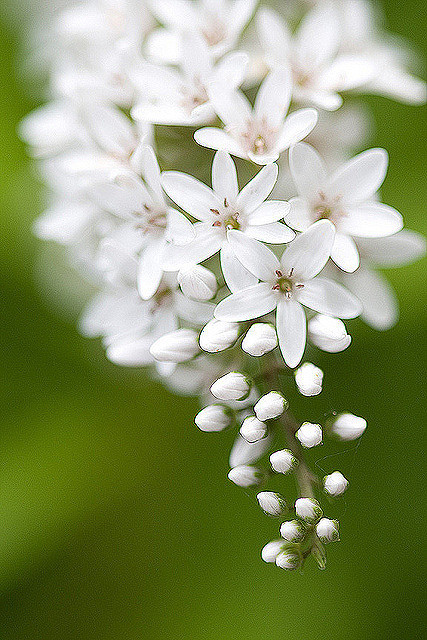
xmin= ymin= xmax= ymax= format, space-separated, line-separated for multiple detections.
xmin=242 ymin=323 xmax=277 ymax=356
xmin=178 ymin=264 xmax=217 ymax=300
xmin=275 ymin=551 xmax=300 ymax=570
xmin=308 ymin=314 xmax=351 ymax=353
xmin=150 ymin=329 xmax=199 ymax=363
xmin=200 ymin=319 xmax=239 ymax=353
xmin=323 ymin=471 xmax=348 ymax=497
xmin=295 ymin=497 xmax=323 ymax=523
xmin=316 ymin=518 xmax=340 ymax=543
xmin=195 ymin=405 xmax=231 ymax=432
xmin=330 ymin=412 xmax=367 ymax=440
xmin=280 ymin=520 xmax=305 ymax=542
xmin=257 ymin=491 xmax=287 ymax=517
xmin=295 ymin=362 xmax=323 ymax=396
xmin=240 ymin=416 xmax=267 ymax=443
xmin=254 ymin=391 xmax=288 ymax=421
xmin=296 ymin=422 xmax=323 ymax=448
xmin=270 ymin=449 xmax=298 ymax=474
xmin=211 ymin=372 xmax=251 ymax=401
xmin=261 ymin=540 xmax=285 ymax=563
xmin=228 ymin=465 xmax=263 ymax=488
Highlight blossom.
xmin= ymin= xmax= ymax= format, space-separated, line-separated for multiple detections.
xmin=295 ymin=422 xmax=323 ymax=448
xmin=150 ymin=328 xmax=200 ymax=363
xmin=261 ymin=540 xmax=286 ymax=563
xmin=240 ymin=416 xmax=268 ymax=443
xmin=178 ymin=264 xmax=217 ymax=301
xmin=215 ymin=220 xmax=362 ymax=367
xmin=228 ymin=465 xmax=263 ymax=488
xmin=195 ymin=404 xmax=232 ymax=432
xmin=294 ymin=362 xmax=323 ymax=396
xmin=194 ymin=68 xmax=318 ymax=164
xmin=308 ymin=314 xmax=351 ymax=353
xmin=210 ymin=372 xmax=251 ymax=401
xmin=330 ymin=412 xmax=367 ymax=440
xmin=257 ymin=492 xmax=287 ymax=517
xmin=199 ymin=319 xmax=239 ymax=353
xmin=288 ymin=143 xmax=403 ymax=272
xmin=254 ymin=392 xmax=287 ymax=421
xmin=323 ymin=471 xmax=349 ymax=497
xmin=241 ymin=323 xmax=278 ymax=357
xmin=280 ymin=520 xmax=305 ymax=542
xmin=316 ymin=518 xmax=340 ymax=543
xmin=275 ymin=551 xmax=300 ymax=570
xmin=295 ymin=497 xmax=323 ymax=523
xmin=270 ymin=450 xmax=298 ymax=475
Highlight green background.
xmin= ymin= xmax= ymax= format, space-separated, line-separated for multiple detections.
xmin=0 ymin=2 xmax=425 ymax=638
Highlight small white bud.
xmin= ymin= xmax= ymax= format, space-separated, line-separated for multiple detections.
xmin=275 ymin=551 xmax=300 ymax=570
xmin=195 ymin=405 xmax=231 ymax=433
xmin=308 ymin=315 xmax=351 ymax=353
xmin=200 ymin=319 xmax=239 ymax=353
xmin=211 ymin=372 xmax=251 ymax=401
xmin=295 ymin=497 xmax=323 ymax=523
xmin=270 ymin=449 xmax=298 ymax=475
xmin=241 ymin=323 xmax=278 ymax=356
xmin=261 ymin=540 xmax=285 ymax=563
xmin=177 ymin=264 xmax=217 ymax=300
xmin=254 ymin=392 xmax=288 ymax=421
xmin=280 ymin=520 xmax=305 ymax=542
xmin=150 ymin=329 xmax=199 ymax=363
xmin=316 ymin=518 xmax=340 ymax=543
xmin=330 ymin=412 xmax=367 ymax=440
xmin=323 ymin=471 xmax=349 ymax=497
xmin=257 ymin=491 xmax=287 ymax=517
xmin=296 ymin=422 xmax=323 ymax=448
xmin=228 ymin=465 xmax=263 ymax=488
xmin=240 ymin=416 xmax=267 ymax=443
xmin=295 ymin=362 xmax=323 ymax=396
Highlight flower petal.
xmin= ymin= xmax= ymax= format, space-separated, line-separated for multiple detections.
xmin=166 ymin=208 xmax=195 ymax=246
xmin=295 ymin=3 xmax=340 ymax=71
xmin=236 ymin=164 xmax=278 ymax=213
xmin=340 ymin=203 xmax=403 ymax=238
xmin=289 ymin=143 xmax=327 ymax=199
xmin=194 ymin=127 xmax=246 ymax=158
xmin=281 ymin=219 xmax=335 ymax=280
xmin=256 ymin=8 xmax=292 ymax=65
xmin=331 ymin=233 xmax=360 ymax=273
xmin=343 ymin=268 xmax=398 ymax=330
xmin=357 ymin=229 xmax=426 ymax=267
xmin=329 ymin=148 xmax=388 ymax=203
xmin=163 ymin=224 xmax=222 ymax=270
xmin=137 ymin=241 xmax=164 ymax=300
xmin=286 ymin=198 xmax=313 ymax=231
xmin=215 ymin=283 xmax=279 ymax=322
xmin=254 ymin=67 xmax=292 ymax=128
xmin=297 ymin=277 xmax=362 ymax=319
xmin=246 ymin=222 xmax=295 ymax=244
xmin=212 ymin=151 xmax=239 ymax=202
xmin=220 ymin=243 xmax=258 ymax=293
xmin=276 ymin=299 xmax=306 ymax=368
xmin=277 ymin=108 xmax=319 ymax=153
xmin=227 ymin=229 xmax=280 ymax=280
xmin=248 ymin=200 xmax=290 ymax=225
xmin=162 ymin=171 xmax=219 ymax=221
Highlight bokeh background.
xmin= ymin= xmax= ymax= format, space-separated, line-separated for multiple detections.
xmin=0 ymin=1 xmax=426 ymax=638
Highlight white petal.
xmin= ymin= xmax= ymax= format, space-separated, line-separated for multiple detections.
xmin=343 ymin=268 xmax=398 ymax=330
xmin=213 ymin=52 xmax=249 ymax=89
xmin=248 ymin=200 xmax=290 ymax=225
xmin=162 ymin=224 xmax=223 ymax=271
xmin=215 ymin=284 xmax=278 ymax=322
xmin=254 ymin=68 xmax=292 ymax=128
xmin=277 ymin=109 xmax=319 ymax=153
xmin=220 ymin=244 xmax=258 ymax=293
xmin=107 ymin=337 xmax=154 ymax=367
xmin=340 ymin=203 xmax=403 ymax=238
xmin=289 ymin=143 xmax=327 ymax=200
xmin=137 ymin=242 xmax=164 ymax=300
xmin=357 ymin=229 xmax=426 ymax=267
xmin=281 ymin=220 xmax=335 ymax=281
xmin=296 ymin=3 xmax=340 ymax=71
xmin=212 ymin=151 xmax=239 ymax=202
xmin=366 ymin=68 xmax=427 ymax=105
xmin=286 ymin=198 xmax=313 ymax=232
xmin=318 ymin=55 xmax=376 ymax=92
xmin=149 ymin=0 xmax=195 ymax=28
xmin=297 ymin=277 xmax=362 ymax=319
xmin=208 ymin=86 xmax=252 ymax=129
xmin=256 ymin=8 xmax=291 ymax=65
xmin=229 ymin=433 xmax=272 ymax=468
xmin=331 ymin=233 xmax=360 ymax=273
xmin=166 ymin=208 xmax=195 ymax=246
xmin=246 ymin=223 xmax=295 ymax=244
xmin=194 ymin=127 xmax=246 ymax=158
xmin=329 ymin=148 xmax=388 ymax=203
xmin=227 ymin=229 xmax=280 ymax=280
xmin=140 ymin=146 xmax=164 ymax=202
xmin=162 ymin=171 xmax=219 ymax=221
xmin=276 ymin=299 xmax=306 ymax=368
xmin=237 ymin=164 xmax=278 ymax=213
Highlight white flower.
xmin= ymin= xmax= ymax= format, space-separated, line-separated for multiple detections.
xmin=324 ymin=471 xmax=349 ymax=497
xmin=178 ymin=264 xmax=217 ymax=301
xmin=288 ymin=143 xmax=403 ymax=273
xmin=295 ymin=497 xmax=323 ymax=522
xmin=330 ymin=412 xmax=367 ymax=440
xmin=280 ymin=520 xmax=305 ymax=542
xmin=200 ymin=319 xmax=239 ymax=353
xmin=261 ymin=540 xmax=285 ymax=563
xmin=150 ymin=329 xmax=200 ymax=363
xmin=240 ymin=416 xmax=267 ymax=443
xmin=275 ymin=551 xmax=300 ymax=570
xmin=296 ymin=422 xmax=323 ymax=448
xmin=215 ymin=220 xmax=362 ymax=367
xmin=270 ymin=450 xmax=298 ymax=475
xmin=257 ymin=491 xmax=287 ymax=517
xmin=316 ymin=518 xmax=340 ymax=543
xmin=308 ymin=314 xmax=351 ymax=353
xmin=241 ymin=323 xmax=278 ymax=357
xmin=295 ymin=362 xmax=323 ymax=396
xmin=257 ymin=4 xmax=376 ymax=111
xmin=210 ymin=372 xmax=251 ymax=401
xmin=195 ymin=404 xmax=232 ymax=432
xmin=195 ymin=68 xmax=318 ymax=164
xmin=162 ymin=151 xmax=294 ymax=288
xmin=254 ymin=392 xmax=287 ymax=421
xmin=228 ymin=465 xmax=263 ymax=488
xmin=229 ymin=434 xmax=272 ymax=468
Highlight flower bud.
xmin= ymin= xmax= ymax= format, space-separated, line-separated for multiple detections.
xmin=195 ymin=405 xmax=231 ymax=433
xmin=199 ymin=319 xmax=239 ymax=353
xmin=257 ymin=491 xmax=287 ymax=517
xmin=280 ymin=520 xmax=305 ymax=542
xmin=177 ymin=264 xmax=217 ymax=300
xmin=261 ymin=540 xmax=285 ymax=563
xmin=241 ymin=323 xmax=278 ymax=356
xmin=254 ymin=392 xmax=288 ymax=421
xmin=295 ymin=497 xmax=323 ymax=523
xmin=228 ymin=465 xmax=263 ymax=488
xmin=211 ymin=372 xmax=251 ymax=401
xmin=323 ymin=471 xmax=348 ymax=497
xmin=330 ymin=412 xmax=367 ymax=440
xmin=295 ymin=422 xmax=323 ymax=448
xmin=150 ymin=329 xmax=199 ymax=363
xmin=270 ymin=449 xmax=298 ymax=475
xmin=308 ymin=314 xmax=351 ymax=353
xmin=294 ymin=362 xmax=323 ymax=396
xmin=240 ymin=416 xmax=267 ymax=443
xmin=316 ymin=518 xmax=340 ymax=543
xmin=275 ymin=551 xmax=300 ymax=570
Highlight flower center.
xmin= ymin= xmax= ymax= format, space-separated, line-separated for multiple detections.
xmin=134 ymin=204 xmax=168 ymax=235
xmin=239 ymin=118 xmax=278 ymax=157
xmin=210 ymin=199 xmax=241 ymax=230
xmin=180 ymin=79 xmax=209 ymax=115
xmin=201 ymin=17 xmax=227 ymax=46
xmin=313 ymin=192 xmax=345 ymax=225
xmin=272 ymin=269 xmax=304 ymax=298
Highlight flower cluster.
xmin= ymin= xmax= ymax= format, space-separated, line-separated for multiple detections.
xmin=21 ymin=0 xmax=425 ymax=572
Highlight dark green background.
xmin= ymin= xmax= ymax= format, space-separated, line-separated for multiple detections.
xmin=0 ymin=2 xmax=425 ymax=638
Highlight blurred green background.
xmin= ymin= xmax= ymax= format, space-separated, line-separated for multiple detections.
xmin=0 ymin=2 xmax=426 ymax=639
